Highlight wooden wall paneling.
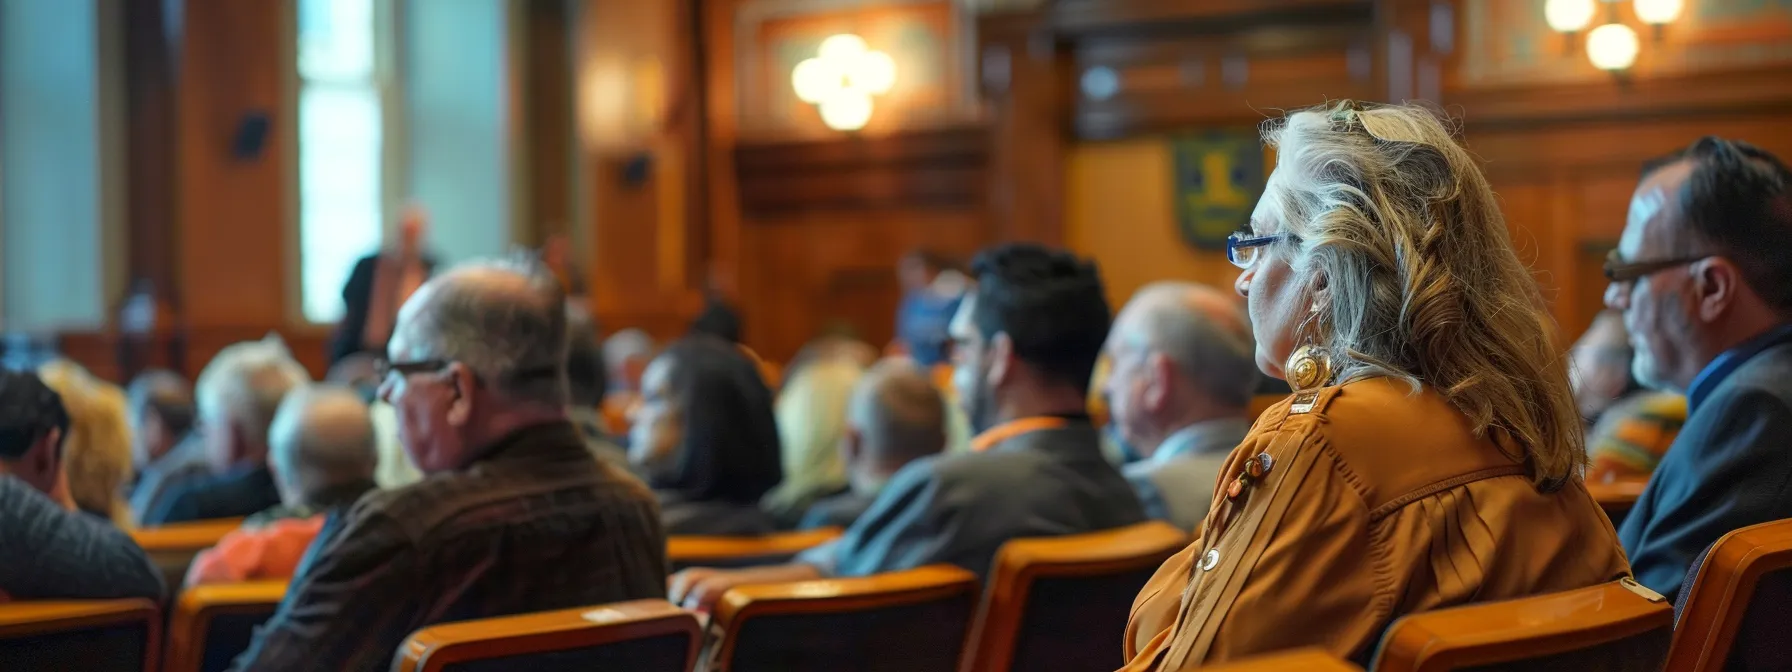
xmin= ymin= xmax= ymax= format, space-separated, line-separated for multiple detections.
xmin=520 ymin=0 xmax=576 ymax=247
xmin=980 ymin=10 xmax=1067 ymax=244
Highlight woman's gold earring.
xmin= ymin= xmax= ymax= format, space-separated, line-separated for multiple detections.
xmin=1285 ymin=345 xmax=1333 ymax=391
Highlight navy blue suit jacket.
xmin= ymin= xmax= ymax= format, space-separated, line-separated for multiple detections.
xmin=1619 ymin=341 xmax=1792 ymax=598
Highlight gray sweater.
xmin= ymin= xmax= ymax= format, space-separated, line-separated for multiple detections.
xmin=0 ymin=476 xmax=165 ymax=601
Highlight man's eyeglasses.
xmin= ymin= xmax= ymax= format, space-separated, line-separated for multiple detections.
xmin=1603 ymin=249 xmax=1711 ymax=284
xmin=1227 ymin=232 xmax=1296 ymax=269
xmin=374 ymin=358 xmax=450 ymax=383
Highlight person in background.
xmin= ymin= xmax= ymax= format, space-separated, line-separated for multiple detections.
xmin=1103 ymin=282 xmax=1257 ymax=532
xmin=126 ymin=369 xmax=205 ymax=515
xmin=566 ymin=304 xmax=629 ymax=469
xmin=1121 ymin=101 xmax=1628 ymax=669
xmin=0 ymin=370 xmax=164 ymax=601
xmin=325 ymin=353 xmax=420 ymax=489
xmin=330 ymin=204 xmax=437 ymax=367
xmin=630 ymin=337 xmax=784 ymax=536
xmin=799 ymin=359 xmax=948 ymax=530
xmin=39 ymin=361 xmax=136 ymax=526
xmin=690 ymin=293 xmax=744 ymax=344
xmin=186 ymin=386 xmax=378 ymax=585
xmin=540 ymin=232 xmax=588 ymax=300
xmin=1569 ymin=310 xmax=1687 ymax=483
xmin=668 ymin=244 xmax=1145 ymax=609
xmin=762 ymin=356 xmax=864 ymax=528
xmin=144 ymin=336 xmax=310 ymax=525
xmin=1609 ymin=137 xmax=1792 ymax=600
xmin=892 ymin=250 xmax=969 ymax=368
xmin=601 ymin=328 xmax=655 ymax=438
xmin=230 ymin=255 xmax=667 ymax=672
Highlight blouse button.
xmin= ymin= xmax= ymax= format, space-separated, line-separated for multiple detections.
xmin=1199 ymin=548 xmax=1220 ymax=571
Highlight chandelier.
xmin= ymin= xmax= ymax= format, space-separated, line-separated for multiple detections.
xmin=791 ymin=34 xmax=897 ymax=132
xmin=1544 ymin=0 xmax=1684 ymax=72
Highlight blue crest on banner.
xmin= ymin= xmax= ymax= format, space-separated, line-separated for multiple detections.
xmin=1171 ymin=130 xmax=1266 ymax=250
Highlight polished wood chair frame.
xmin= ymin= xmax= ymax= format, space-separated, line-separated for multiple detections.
xmin=666 ymin=527 xmax=841 ymax=567
xmin=395 ymin=599 xmax=703 ymax=672
xmin=163 ymin=580 xmax=288 ymax=672
xmin=1372 ymin=578 xmax=1672 ymax=672
xmin=1665 ymin=518 xmax=1792 ymax=672
xmin=707 ymin=564 xmax=980 ymax=672
xmin=0 ymin=599 xmax=162 ymax=671
xmin=959 ymin=521 xmax=1187 ymax=672
xmin=1584 ymin=480 xmax=1648 ymax=527
xmin=130 ymin=518 xmax=246 ymax=587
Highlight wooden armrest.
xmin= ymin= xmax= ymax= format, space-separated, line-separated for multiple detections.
xmin=395 ymin=599 xmax=701 ymax=672
xmin=714 ymin=564 xmax=977 ymax=626
xmin=1584 ymin=480 xmax=1647 ymax=508
xmin=990 ymin=521 xmax=1186 ymax=574
xmin=1375 ymin=579 xmax=1670 ymax=672
xmin=130 ymin=518 xmax=246 ymax=551
xmin=0 ymin=598 xmax=161 ymax=670
xmin=164 ymin=580 xmax=288 ymax=672
xmin=667 ymin=527 xmax=841 ymax=563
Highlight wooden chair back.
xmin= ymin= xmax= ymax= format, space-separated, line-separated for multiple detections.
xmin=1372 ymin=578 xmax=1672 ymax=672
xmin=1584 ymin=479 xmax=1648 ymax=529
xmin=129 ymin=517 xmax=244 ymax=589
xmin=0 ymin=599 xmax=160 ymax=671
xmin=164 ymin=580 xmax=288 ymax=672
xmin=707 ymin=564 xmax=979 ymax=672
xmin=395 ymin=599 xmax=701 ymax=672
xmin=1666 ymin=517 xmax=1792 ymax=672
xmin=1203 ymin=649 xmax=1365 ymax=671
xmin=960 ymin=521 xmax=1187 ymax=672
xmin=666 ymin=527 xmax=840 ymax=571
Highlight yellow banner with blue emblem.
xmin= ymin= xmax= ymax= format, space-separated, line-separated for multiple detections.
xmin=1172 ymin=130 xmax=1266 ymax=250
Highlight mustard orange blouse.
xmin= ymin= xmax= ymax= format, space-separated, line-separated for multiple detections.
xmin=1120 ymin=378 xmax=1631 ymax=669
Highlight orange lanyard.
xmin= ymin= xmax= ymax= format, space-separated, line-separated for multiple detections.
xmin=968 ymin=416 xmax=1070 ymax=453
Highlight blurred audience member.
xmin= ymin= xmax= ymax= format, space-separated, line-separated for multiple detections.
xmin=325 ymin=353 xmax=382 ymax=402
xmin=1570 ymin=310 xmax=1687 ymax=482
xmin=567 ymin=304 xmax=629 ymax=469
xmin=541 ymin=232 xmax=588 ymax=299
xmin=231 ymin=255 xmax=666 ymax=671
xmin=799 ymin=360 xmax=947 ymax=530
xmin=690 ymin=293 xmax=744 ymax=344
xmin=763 ymin=356 xmax=864 ymax=527
xmin=669 ymin=244 xmax=1144 ymax=610
xmin=187 ymin=386 xmax=377 ymax=585
xmin=125 ymin=370 xmax=202 ymax=510
xmin=893 ymin=250 xmax=969 ymax=367
xmin=631 ymin=337 xmax=783 ymax=536
xmin=327 ymin=353 xmax=422 ymax=489
xmin=144 ymin=336 xmax=310 ymax=525
xmin=604 ymin=328 xmax=655 ymax=396
xmin=330 ymin=204 xmax=437 ymax=367
xmin=0 ymin=370 xmax=164 ymax=601
xmin=1103 ymin=282 xmax=1257 ymax=532
xmin=39 ymin=361 xmax=136 ymax=526
xmin=1610 ymin=137 xmax=1792 ymax=599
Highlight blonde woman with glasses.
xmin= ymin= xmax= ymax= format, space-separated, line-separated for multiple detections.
xmin=1119 ymin=102 xmax=1632 ymax=670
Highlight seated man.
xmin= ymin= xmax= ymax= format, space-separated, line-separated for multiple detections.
xmin=1611 ymin=137 xmax=1792 ymax=598
xmin=671 ymin=243 xmax=1145 ymax=609
xmin=0 ymin=370 xmax=164 ymax=601
xmin=799 ymin=359 xmax=948 ymax=530
xmin=1103 ymin=282 xmax=1256 ymax=532
xmin=229 ymin=255 xmax=668 ymax=672
xmin=126 ymin=370 xmax=208 ymax=520
xmin=186 ymin=385 xmax=379 ymax=585
xmin=143 ymin=337 xmax=310 ymax=525
xmin=1570 ymin=310 xmax=1687 ymax=483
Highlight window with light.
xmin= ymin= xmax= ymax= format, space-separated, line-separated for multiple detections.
xmin=297 ymin=0 xmax=387 ymax=323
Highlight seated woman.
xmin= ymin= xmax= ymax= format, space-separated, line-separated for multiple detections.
xmin=761 ymin=356 xmax=865 ymax=528
xmin=630 ymin=337 xmax=784 ymax=536
xmin=1120 ymin=101 xmax=1631 ymax=669
xmin=39 ymin=360 xmax=134 ymax=526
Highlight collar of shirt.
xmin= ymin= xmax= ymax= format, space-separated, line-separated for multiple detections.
xmin=968 ymin=414 xmax=1090 ymax=453
xmin=1687 ymin=322 xmax=1792 ymax=411
xmin=1150 ymin=418 xmax=1253 ymax=464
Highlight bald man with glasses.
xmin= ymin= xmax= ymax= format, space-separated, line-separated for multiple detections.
xmin=1604 ymin=136 xmax=1792 ymax=600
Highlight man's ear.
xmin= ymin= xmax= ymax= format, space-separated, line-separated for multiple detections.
xmin=1694 ymin=259 xmax=1741 ymax=322
xmin=839 ymin=428 xmax=864 ymax=464
xmin=25 ymin=427 xmax=61 ymax=489
xmin=446 ymin=362 xmax=477 ymax=427
xmin=1144 ymin=352 xmax=1174 ymax=409
xmin=988 ymin=332 xmax=1015 ymax=389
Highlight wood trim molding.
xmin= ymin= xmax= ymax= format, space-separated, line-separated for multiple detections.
xmin=733 ymin=126 xmax=989 ymax=216
xmin=1667 ymin=518 xmax=1792 ymax=672
xmin=164 ymin=581 xmax=288 ymax=672
xmin=396 ymin=599 xmax=702 ymax=672
xmin=1374 ymin=580 xmax=1672 ymax=672
xmin=667 ymin=528 xmax=841 ymax=566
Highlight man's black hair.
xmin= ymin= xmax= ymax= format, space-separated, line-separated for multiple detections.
xmin=968 ymin=243 xmax=1112 ymax=396
xmin=0 ymin=369 xmax=69 ymax=460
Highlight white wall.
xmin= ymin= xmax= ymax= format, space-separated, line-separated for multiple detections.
xmin=401 ymin=0 xmax=515 ymax=265
xmin=0 ymin=0 xmax=111 ymax=332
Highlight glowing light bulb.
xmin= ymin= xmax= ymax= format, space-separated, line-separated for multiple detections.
xmin=1544 ymin=0 xmax=1596 ymax=32
xmin=1633 ymin=0 xmax=1683 ymax=25
xmin=1586 ymin=22 xmax=1640 ymax=71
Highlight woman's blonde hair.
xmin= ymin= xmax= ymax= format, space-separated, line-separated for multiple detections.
xmin=762 ymin=357 xmax=864 ymax=521
xmin=1260 ymin=100 xmax=1582 ymax=488
xmin=39 ymin=360 xmax=136 ymax=525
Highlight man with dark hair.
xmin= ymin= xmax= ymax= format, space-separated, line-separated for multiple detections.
xmin=126 ymin=369 xmax=209 ymax=520
xmin=1607 ymin=136 xmax=1792 ymax=599
xmin=0 ymin=369 xmax=164 ymax=601
xmin=230 ymin=255 xmax=667 ymax=672
xmin=670 ymin=243 xmax=1144 ymax=609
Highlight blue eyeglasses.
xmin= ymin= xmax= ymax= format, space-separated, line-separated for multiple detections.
xmin=1226 ymin=232 xmax=1295 ymax=269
